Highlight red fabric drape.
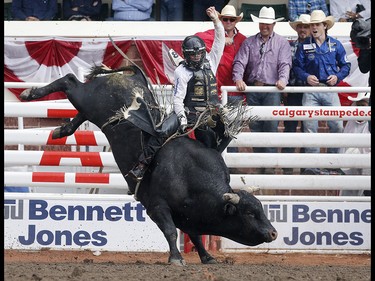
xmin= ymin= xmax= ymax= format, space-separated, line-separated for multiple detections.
xmin=102 ymin=40 xmax=132 ymax=69
xmin=135 ymin=40 xmax=183 ymax=84
xmin=4 ymin=39 xmax=133 ymax=101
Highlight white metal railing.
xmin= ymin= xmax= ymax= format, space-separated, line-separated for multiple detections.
xmin=3 ymin=172 xmax=371 ymax=190
xmin=4 ymin=130 xmax=370 ymax=147
xmin=4 ymin=83 xmax=371 ymax=194
xmin=4 ymin=149 xmax=371 ymax=169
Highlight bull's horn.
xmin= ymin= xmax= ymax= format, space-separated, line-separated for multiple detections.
xmin=243 ymin=186 xmax=260 ymax=194
xmin=223 ymin=193 xmax=240 ymax=204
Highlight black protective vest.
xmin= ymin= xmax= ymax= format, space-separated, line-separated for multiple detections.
xmin=184 ymin=60 xmax=220 ymax=113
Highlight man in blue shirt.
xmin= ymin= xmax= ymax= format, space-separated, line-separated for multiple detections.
xmin=294 ymin=10 xmax=351 ymax=175
xmin=288 ymin=0 xmax=329 ymax=22
xmin=63 ymin=0 xmax=103 ymax=21
xmin=112 ymin=0 xmax=153 ymax=21
xmin=12 ymin=0 xmax=58 ymax=21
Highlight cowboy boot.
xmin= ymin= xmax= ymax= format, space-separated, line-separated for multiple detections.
xmin=128 ymin=162 xmax=148 ymax=181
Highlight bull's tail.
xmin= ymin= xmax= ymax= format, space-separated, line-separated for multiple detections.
xmin=85 ymin=65 xmax=138 ymax=80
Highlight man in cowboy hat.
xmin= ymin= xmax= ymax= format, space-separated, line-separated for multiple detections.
xmin=232 ymin=6 xmax=292 ymax=174
xmin=196 ymin=4 xmax=247 ymax=156
xmin=195 ymin=4 xmax=247 ymax=103
xmin=294 ymin=10 xmax=351 ymax=175
xmin=281 ymin=14 xmax=311 ymax=175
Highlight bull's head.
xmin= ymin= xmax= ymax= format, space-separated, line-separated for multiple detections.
xmin=222 ymin=186 xmax=277 ymax=245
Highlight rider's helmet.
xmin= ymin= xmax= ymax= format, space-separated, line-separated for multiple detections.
xmin=182 ymin=35 xmax=206 ymax=69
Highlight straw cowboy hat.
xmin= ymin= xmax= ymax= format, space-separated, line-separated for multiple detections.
xmin=289 ymin=14 xmax=311 ymax=31
xmin=309 ymin=10 xmax=335 ymax=30
xmin=251 ymin=6 xmax=284 ymax=24
xmin=218 ymin=5 xmax=243 ymax=22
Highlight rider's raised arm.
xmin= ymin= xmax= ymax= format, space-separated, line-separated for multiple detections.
xmin=206 ymin=6 xmax=225 ymax=75
xmin=172 ymin=67 xmax=190 ymax=120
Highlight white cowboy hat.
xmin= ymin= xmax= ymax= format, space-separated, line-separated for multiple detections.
xmin=250 ymin=6 xmax=284 ymax=24
xmin=309 ymin=10 xmax=335 ymax=30
xmin=289 ymin=14 xmax=311 ymax=31
xmin=218 ymin=5 xmax=243 ymax=22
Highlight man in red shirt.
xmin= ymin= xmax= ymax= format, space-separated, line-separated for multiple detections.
xmin=195 ymin=5 xmax=247 ymax=104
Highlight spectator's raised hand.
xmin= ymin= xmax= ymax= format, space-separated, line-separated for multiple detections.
xmin=206 ymin=6 xmax=219 ymax=22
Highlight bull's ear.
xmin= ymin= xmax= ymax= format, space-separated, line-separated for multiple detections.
xmin=224 ymin=203 xmax=237 ymax=216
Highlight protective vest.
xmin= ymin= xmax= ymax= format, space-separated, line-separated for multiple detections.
xmin=184 ymin=60 xmax=220 ymax=113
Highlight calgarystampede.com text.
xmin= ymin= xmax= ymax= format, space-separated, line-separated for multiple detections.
xmin=272 ymin=108 xmax=371 ymax=118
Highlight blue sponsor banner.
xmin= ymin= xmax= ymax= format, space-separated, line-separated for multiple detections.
xmin=5 ymin=195 xmax=370 ymax=253
xmin=222 ymin=201 xmax=371 ymax=253
xmin=4 ymin=194 xmax=171 ymax=251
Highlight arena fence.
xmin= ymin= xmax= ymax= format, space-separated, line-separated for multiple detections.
xmin=4 ymin=82 xmax=371 ymax=254
xmin=4 ymin=82 xmax=371 ymax=193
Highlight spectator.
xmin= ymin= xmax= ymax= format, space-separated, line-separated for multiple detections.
xmin=339 ymin=93 xmax=371 ymax=196
xmin=160 ymin=0 xmax=184 ymax=21
xmin=351 ymin=18 xmax=371 ymax=132
xmin=288 ymin=0 xmax=329 ymax=22
xmin=195 ymin=4 xmax=247 ymax=156
xmin=63 ymin=0 xmax=102 ymax=21
xmin=195 ymin=5 xmax=247 ymax=104
xmin=193 ymin=0 xmax=226 ymax=21
xmin=112 ymin=0 xmax=153 ymax=21
xmin=281 ymin=14 xmax=311 ymax=175
xmin=330 ymin=0 xmax=371 ymax=22
xmin=11 ymin=0 xmax=58 ymax=21
xmin=232 ymin=6 xmax=292 ymax=174
xmin=294 ymin=10 xmax=351 ymax=175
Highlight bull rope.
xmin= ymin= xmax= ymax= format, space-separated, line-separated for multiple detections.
xmin=162 ymin=102 xmax=257 ymax=147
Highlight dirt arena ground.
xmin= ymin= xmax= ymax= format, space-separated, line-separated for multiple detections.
xmin=4 ymin=250 xmax=370 ymax=281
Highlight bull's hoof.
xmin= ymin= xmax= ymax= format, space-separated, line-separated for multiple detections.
xmin=168 ymin=258 xmax=186 ymax=266
xmin=201 ymin=256 xmax=217 ymax=264
xmin=19 ymin=89 xmax=32 ymax=101
xmin=52 ymin=128 xmax=62 ymax=139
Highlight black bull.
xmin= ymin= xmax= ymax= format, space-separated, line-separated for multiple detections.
xmin=20 ymin=65 xmax=277 ymax=266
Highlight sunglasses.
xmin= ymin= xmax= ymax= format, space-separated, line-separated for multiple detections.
xmin=222 ymin=18 xmax=236 ymax=23
xmin=260 ymin=42 xmax=265 ymax=56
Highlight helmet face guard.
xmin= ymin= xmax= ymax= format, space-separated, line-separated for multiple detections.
xmin=182 ymin=36 xmax=206 ymax=69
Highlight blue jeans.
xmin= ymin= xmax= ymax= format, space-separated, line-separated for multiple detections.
xmin=302 ymin=92 xmax=343 ymax=154
xmin=246 ymin=91 xmax=281 ymax=153
xmin=282 ymin=92 xmax=303 ymax=153
xmin=161 ymin=0 xmax=183 ymax=21
xmin=227 ymin=95 xmax=245 ymax=105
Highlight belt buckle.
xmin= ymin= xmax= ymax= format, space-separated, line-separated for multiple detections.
xmin=254 ymin=81 xmax=264 ymax=86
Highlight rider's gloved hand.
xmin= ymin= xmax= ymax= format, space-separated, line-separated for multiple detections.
xmin=178 ymin=114 xmax=187 ymax=133
xmin=216 ymin=103 xmax=228 ymax=115
xmin=207 ymin=115 xmax=217 ymax=128
xmin=179 ymin=124 xmax=187 ymax=133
